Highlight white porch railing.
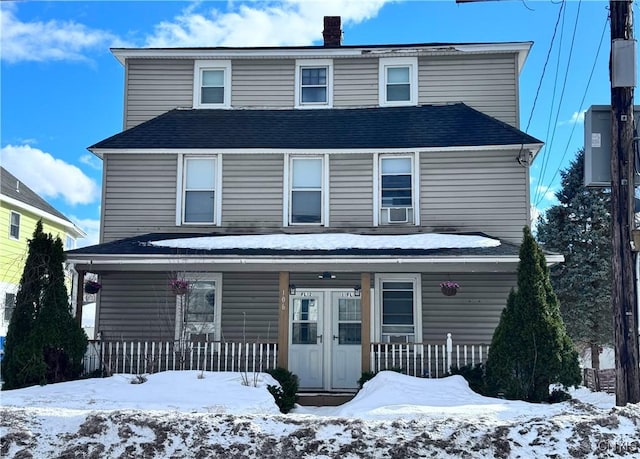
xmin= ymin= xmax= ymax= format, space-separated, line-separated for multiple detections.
xmin=371 ymin=333 xmax=490 ymax=378
xmin=83 ymin=340 xmax=278 ymax=376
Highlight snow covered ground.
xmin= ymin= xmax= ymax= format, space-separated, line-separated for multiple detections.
xmin=1 ymin=371 xmax=639 ymax=458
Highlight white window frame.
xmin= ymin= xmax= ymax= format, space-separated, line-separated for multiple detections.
xmin=9 ymin=211 xmax=20 ymax=240
xmin=373 ymin=153 xmax=420 ymax=226
xmin=65 ymin=235 xmax=76 ymax=250
xmin=373 ymin=273 xmax=422 ymax=343
xmin=174 ymin=273 xmax=222 ymax=341
xmin=193 ymin=60 xmax=231 ymax=109
xmin=4 ymin=292 xmax=16 ymax=322
xmin=378 ymin=57 xmax=418 ymax=107
xmin=294 ymin=59 xmax=333 ymax=108
xmin=176 ymin=154 xmax=222 ymax=226
xmin=284 ymin=154 xmax=329 ymax=226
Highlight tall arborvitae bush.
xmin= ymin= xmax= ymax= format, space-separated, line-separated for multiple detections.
xmin=2 ymin=221 xmax=88 ymax=390
xmin=485 ymin=227 xmax=581 ymax=402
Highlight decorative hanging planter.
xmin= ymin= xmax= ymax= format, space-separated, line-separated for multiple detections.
xmin=440 ymin=281 xmax=459 ymax=297
xmin=84 ymin=280 xmax=102 ymax=294
xmin=169 ymin=279 xmax=189 ymax=295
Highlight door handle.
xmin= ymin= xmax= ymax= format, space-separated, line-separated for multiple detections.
xmin=318 ymin=334 xmax=323 ymax=343
xmin=333 ymin=335 xmax=339 ymax=341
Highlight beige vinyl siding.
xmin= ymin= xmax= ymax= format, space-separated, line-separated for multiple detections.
xmin=421 ymin=272 xmax=515 ymax=345
xmin=418 ymin=54 xmax=518 ymax=126
xmin=329 ymin=154 xmax=373 ymax=227
xmin=220 ymin=272 xmax=280 ymax=341
xmin=232 ymin=60 xmax=294 ymax=107
xmin=102 ymin=154 xmax=178 ymax=242
xmin=221 ymin=154 xmax=283 ymax=228
xmin=96 ymin=272 xmax=177 ymax=341
xmin=125 ymin=59 xmax=194 ymax=129
xmin=333 ymin=58 xmax=378 ymax=107
xmin=419 ymin=149 xmax=528 ymax=243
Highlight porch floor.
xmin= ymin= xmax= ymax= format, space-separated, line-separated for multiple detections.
xmin=297 ymin=392 xmax=356 ymax=407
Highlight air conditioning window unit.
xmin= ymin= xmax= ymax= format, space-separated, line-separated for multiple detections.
xmin=385 ymin=207 xmax=411 ymax=223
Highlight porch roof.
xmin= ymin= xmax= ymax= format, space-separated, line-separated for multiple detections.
xmin=66 ymin=231 xmax=562 ymax=273
xmin=89 ymin=103 xmax=542 ymax=152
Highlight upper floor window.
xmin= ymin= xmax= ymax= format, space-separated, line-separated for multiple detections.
xmin=379 ymin=57 xmax=418 ymax=107
xmin=375 ymin=274 xmax=422 ymax=343
xmin=180 ymin=156 xmax=219 ymax=225
xmin=295 ymin=59 xmax=333 ymax=108
xmin=378 ymin=155 xmax=417 ymax=225
xmin=288 ymin=156 xmax=325 ymax=225
xmin=9 ymin=212 xmax=20 ymax=240
xmin=193 ymin=60 xmax=231 ymax=108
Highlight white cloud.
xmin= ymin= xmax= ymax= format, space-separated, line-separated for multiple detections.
xmin=559 ymin=110 xmax=586 ymax=126
xmin=1 ymin=144 xmax=100 ymax=206
xmin=536 ymin=185 xmax=557 ymax=203
xmin=145 ymin=0 xmax=390 ymax=47
xmin=0 ymin=5 xmax=123 ymax=63
xmin=70 ymin=216 xmax=101 ymax=248
xmin=79 ymin=154 xmax=103 ymax=171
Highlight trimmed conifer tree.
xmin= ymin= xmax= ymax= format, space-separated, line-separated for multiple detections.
xmin=2 ymin=221 xmax=88 ymax=390
xmin=485 ymin=227 xmax=581 ymax=402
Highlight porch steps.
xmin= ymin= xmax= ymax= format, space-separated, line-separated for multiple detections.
xmin=297 ymin=392 xmax=356 ymax=406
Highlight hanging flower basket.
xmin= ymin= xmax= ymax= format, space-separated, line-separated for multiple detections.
xmin=169 ymin=279 xmax=189 ymax=295
xmin=84 ymin=280 xmax=102 ymax=294
xmin=440 ymin=281 xmax=459 ymax=297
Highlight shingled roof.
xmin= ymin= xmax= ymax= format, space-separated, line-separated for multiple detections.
xmin=90 ymin=103 xmax=542 ymax=151
xmin=1 ymin=167 xmax=71 ymax=223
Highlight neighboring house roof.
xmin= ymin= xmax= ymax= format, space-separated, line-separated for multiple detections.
xmin=89 ymin=103 xmax=542 ymax=152
xmin=0 ymin=167 xmax=86 ymax=238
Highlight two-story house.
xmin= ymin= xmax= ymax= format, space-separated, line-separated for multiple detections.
xmin=67 ymin=17 xmax=554 ymax=390
xmin=1 ymin=167 xmax=86 ymax=347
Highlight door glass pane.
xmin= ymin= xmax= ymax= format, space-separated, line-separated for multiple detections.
xmin=186 ymin=281 xmax=216 ymax=322
xmin=292 ymin=298 xmax=318 ymax=321
xmin=292 ymin=323 xmax=318 ymax=344
xmin=339 ymin=323 xmax=361 ymax=345
xmin=338 ymin=299 xmax=361 ymax=321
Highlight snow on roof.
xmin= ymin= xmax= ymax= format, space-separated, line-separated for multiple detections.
xmin=150 ymin=233 xmax=501 ymax=251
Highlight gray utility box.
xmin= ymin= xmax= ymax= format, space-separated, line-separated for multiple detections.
xmin=584 ymin=105 xmax=640 ymax=187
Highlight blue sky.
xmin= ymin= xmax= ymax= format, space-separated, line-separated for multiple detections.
xmin=1 ymin=0 xmax=634 ymax=246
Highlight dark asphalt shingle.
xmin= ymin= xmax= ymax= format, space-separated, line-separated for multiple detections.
xmin=90 ymin=104 xmax=542 ymax=151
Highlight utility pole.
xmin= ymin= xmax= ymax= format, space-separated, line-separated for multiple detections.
xmin=610 ymin=0 xmax=640 ymax=406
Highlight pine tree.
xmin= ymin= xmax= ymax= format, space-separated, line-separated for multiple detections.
xmin=485 ymin=227 xmax=581 ymax=402
xmin=1 ymin=221 xmax=88 ymax=390
xmin=536 ymin=150 xmax=612 ymax=369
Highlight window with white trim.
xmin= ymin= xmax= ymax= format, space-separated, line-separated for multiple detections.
xmin=4 ymin=293 xmax=16 ymax=322
xmin=295 ymin=59 xmax=333 ymax=108
xmin=175 ymin=274 xmax=222 ymax=341
xmin=65 ymin=235 xmax=76 ymax=250
xmin=289 ymin=156 xmax=323 ymax=225
xmin=379 ymin=155 xmax=415 ymax=225
xmin=193 ymin=60 xmax=231 ymax=108
xmin=379 ymin=57 xmax=418 ymax=106
xmin=9 ymin=212 xmax=20 ymax=240
xmin=375 ymin=274 xmax=422 ymax=343
xmin=182 ymin=156 xmax=218 ymax=224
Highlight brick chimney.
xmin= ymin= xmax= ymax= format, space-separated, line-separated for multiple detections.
xmin=323 ymin=16 xmax=342 ymax=47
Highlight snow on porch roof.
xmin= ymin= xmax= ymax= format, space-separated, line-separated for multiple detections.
xmin=149 ymin=233 xmax=501 ymax=251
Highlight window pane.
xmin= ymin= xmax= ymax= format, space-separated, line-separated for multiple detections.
xmin=4 ymin=293 xmax=16 ymax=321
xmin=186 ymin=159 xmax=215 ymax=189
xmin=387 ymin=67 xmax=409 ymax=84
xmin=201 ymin=87 xmax=224 ymax=104
xmin=9 ymin=213 xmax=19 ymax=239
xmin=186 ymin=281 xmax=215 ymax=323
xmin=381 ymin=158 xmax=411 ymax=174
xmin=292 ymin=323 xmax=318 ymax=344
xmin=292 ymin=158 xmax=322 ymax=188
xmin=387 ymin=84 xmax=410 ymax=102
xmin=382 ymin=191 xmax=412 ymax=207
xmin=382 ymin=175 xmax=411 ymax=189
xmin=301 ymin=87 xmax=327 ymax=103
xmin=291 ymin=191 xmax=321 ymax=223
xmin=185 ymin=191 xmax=214 ymax=222
xmin=202 ymin=70 xmax=224 ymax=86
xmin=301 ymin=68 xmax=326 ymax=85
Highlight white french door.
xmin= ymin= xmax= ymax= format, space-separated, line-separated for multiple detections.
xmin=289 ymin=289 xmax=361 ymax=390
